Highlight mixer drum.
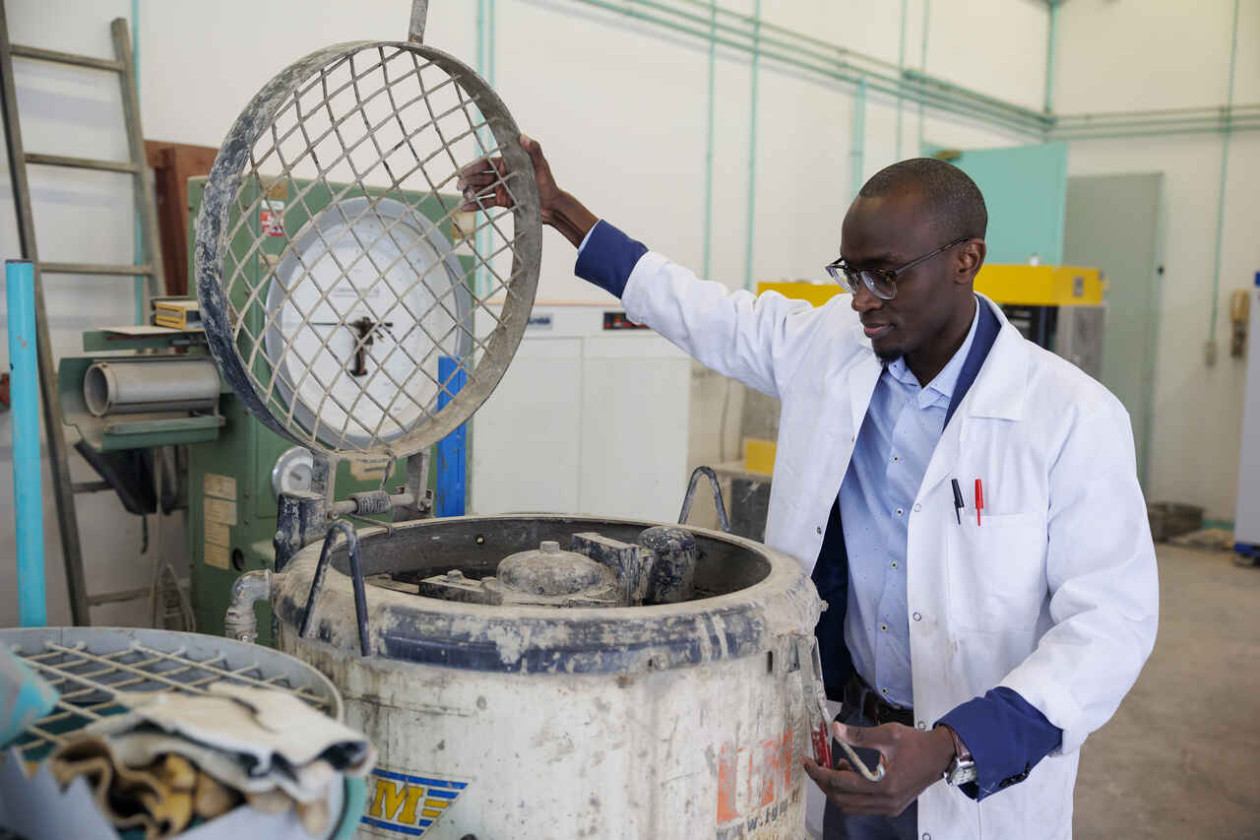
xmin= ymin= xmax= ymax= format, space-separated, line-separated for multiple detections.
xmin=270 ymin=513 xmax=823 ymax=840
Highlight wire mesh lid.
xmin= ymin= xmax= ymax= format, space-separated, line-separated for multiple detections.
xmin=195 ymin=40 xmax=541 ymax=460
xmin=1 ymin=627 xmax=343 ymax=763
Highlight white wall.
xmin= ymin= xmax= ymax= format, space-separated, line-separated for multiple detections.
xmin=1056 ymin=0 xmax=1260 ymax=521
xmin=0 ymin=0 xmax=1051 ymax=627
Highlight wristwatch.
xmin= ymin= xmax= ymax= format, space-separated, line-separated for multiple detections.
xmin=940 ymin=725 xmax=978 ymax=787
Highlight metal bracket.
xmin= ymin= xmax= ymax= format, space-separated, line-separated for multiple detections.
xmin=678 ymin=466 xmax=731 ymax=533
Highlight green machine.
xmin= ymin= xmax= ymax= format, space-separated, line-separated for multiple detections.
xmin=60 ymin=177 xmax=476 ymax=640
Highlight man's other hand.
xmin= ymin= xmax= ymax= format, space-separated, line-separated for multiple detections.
xmin=458 ymin=134 xmax=596 ymax=247
xmin=801 ymin=720 xmax=957 ymax=817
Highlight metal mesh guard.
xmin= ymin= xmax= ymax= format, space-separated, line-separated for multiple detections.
xmin=196 ymin=40 xmax=541 ymax=459
xmin=1 ymin=627 xmax=342 ymax=763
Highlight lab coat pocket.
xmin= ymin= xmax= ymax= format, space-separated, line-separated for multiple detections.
xmin=945 ymin=512 xmax=1047 ymax=633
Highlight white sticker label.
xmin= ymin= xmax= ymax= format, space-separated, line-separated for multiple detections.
xmin=204 ymin=474 xmax=237 ymax=501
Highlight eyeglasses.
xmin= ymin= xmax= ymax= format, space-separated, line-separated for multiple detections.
xmin=825 ymin=237 xmax=972 ymax=301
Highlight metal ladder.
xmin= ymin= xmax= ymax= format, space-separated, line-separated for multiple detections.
xmin=0 ymin=4 xmax=167 ymax=625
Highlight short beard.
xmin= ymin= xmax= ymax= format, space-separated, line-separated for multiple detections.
xmin=874 ymin=346 xmax=903 ymax=364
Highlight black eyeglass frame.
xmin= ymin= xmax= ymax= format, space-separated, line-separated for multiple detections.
xmin=825 ymin=236 xmax=973 ymax=301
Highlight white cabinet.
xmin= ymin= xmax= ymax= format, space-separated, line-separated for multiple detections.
xmin=471 ymin=304 xmax=691 ymax=523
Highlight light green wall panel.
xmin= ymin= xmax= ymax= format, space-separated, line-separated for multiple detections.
xmin=949 ymin=142 xmax=1069 ymax=265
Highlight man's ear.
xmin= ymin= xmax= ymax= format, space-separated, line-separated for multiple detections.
xmin=956 ymin=240 xmax=986 ymax=284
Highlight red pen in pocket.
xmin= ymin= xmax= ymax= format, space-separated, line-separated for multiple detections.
xmin=975 ymin=478 xmax=984 ymax=526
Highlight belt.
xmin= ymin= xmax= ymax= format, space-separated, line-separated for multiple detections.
xmin=843 ymin=672 xmax=915 ymax=728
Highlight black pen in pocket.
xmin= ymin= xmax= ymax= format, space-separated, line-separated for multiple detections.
xmin=950 ymin=478 xmax=965 ymax=525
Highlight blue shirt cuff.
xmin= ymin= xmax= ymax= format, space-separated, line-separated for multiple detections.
xmin=573 ymin=220 xmax=648 ymax=298
xmin=937 ymin=687 xmax=1063 ymax=801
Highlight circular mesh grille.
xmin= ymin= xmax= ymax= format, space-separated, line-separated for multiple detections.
xmin=196 ymin=41 xmax=540 ymax=459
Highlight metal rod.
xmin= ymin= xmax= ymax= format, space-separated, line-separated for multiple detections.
xmin=1044 ymin=0 xmax=1058 ymax=114
xmin=896 ymin=0 xmax=907 ymax=158
xmin=7 ymin=260 xmax=46 ymax=627
xmin=301 ymin=521 xmax=370 ymax=656
xmin=918 ymin=0 xmax=930 ymax=152
xmin=701 ymin=0 xmax=716 ymax=277
xmin=568 ymin=0 xmax=1046 ymax=138
xmin=409 ymin=0 xmax=429 ymax=43
xmin=72 ymin=481 xmax=112 ymax=494
xmin=743 ymin=0 xmax=760 ymax=292
xmin=0 ymin=1 xmax=90 ymax=625
xmin=851 ymin=78 xmax=867 ymax=199
xmin=38 ymin=261 xmax=155 ymax=276
xmin=1208 ymin=0 xmax=1241 ymax=355
xmin=23 ymin=152 xmax=137 ymax=173
xmin=8 ymin=42 xmax=123 ymax=72
xmin=678 ymin=466 xmax=732 ymax=533
xmin=129 ymin=0 xmax=143 ymax=325
xmin=1056 ymin=102 xmax=1260 ymax=120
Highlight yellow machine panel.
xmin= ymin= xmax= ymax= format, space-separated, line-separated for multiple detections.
xmin=757 ymin=265 xmax=1104 ymax=307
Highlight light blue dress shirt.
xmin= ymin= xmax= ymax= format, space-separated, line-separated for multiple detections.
xmin=841 ymin=298 xmax=979 ymax=708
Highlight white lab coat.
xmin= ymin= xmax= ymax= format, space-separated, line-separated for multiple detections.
xmin=620 ymin=250 xmax=1159 ymax=839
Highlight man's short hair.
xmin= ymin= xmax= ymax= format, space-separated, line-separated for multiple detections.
xmin=859 ymin=158 xmax=987 ymax=241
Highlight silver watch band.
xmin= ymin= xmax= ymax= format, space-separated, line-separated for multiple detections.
xmin=945 ymin=755 xmax=978 ymax=786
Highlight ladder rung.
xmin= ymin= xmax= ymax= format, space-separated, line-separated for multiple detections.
xmin=72 ymin=481 xmax=112 ymax=494
xmin=9 ymin=43 xmax=124 ymax=73
xmin=40 ymin=261 xmax=156 ymax=276
xmin=25 ymin=152 xmax=137 ymax=174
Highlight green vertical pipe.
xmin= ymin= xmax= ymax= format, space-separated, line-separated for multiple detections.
xmin=896 ymin=0 xmax=908 ymax=159
xmin=131 ymin=0 xmax=143 ymax=324
xmin=475 ymin=0 xmax=488 ymax=298
xmin=488 ymin=0 xmax=496 ymax=84
xmin=743 ymin=0 xmax=760 ymax=292
xmin=1044 ymin=0 xmax=1058 ymax=114
xmin=918 ymin=0 xmax=930 ymax=154
xmin=851 ymin=79 xmax=867 ymax=199
xmin=1208 ymin=0 xmax=1241 ymax=348
xmin=702 ymin=1 xmax=716 ymax=278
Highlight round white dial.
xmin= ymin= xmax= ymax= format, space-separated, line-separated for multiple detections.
xmin=264 ymin=197 xmax=470 ymax=450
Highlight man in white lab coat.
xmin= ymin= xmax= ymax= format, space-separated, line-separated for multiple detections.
xmin=461 ymin=138 xmax=1158 ymax=840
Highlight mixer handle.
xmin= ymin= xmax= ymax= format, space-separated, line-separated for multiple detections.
xmin=678 ymin=466 xmax=732 ymax=533
xmin=300 ymin=520 xmax=371 ymax=656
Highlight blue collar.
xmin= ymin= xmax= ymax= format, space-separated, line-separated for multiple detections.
xmin=944 ymin=299 xmax=1001 ymax=427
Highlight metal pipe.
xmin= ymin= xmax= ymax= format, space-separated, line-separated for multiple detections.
xmin=130 ymin=0 xmax=143 ymax=325
xmin=851 ymin=78 xmax=867 ymax=198
xmin=701 ymin=0 xmax=716 ymax=277
xmin=1208 ymin=0 xmax=1242 ymax=356
xmin=1053 ymin=122 xmax=1260 ymax=141
xmin=896 ymin=0 xmax=908 ymax=158
xmin=1058 ymin=103 xmax=1260 ymax=121
xmin=919 ymin=0 xmax=930 ymax=153
xmin=743 ymin=0 xmax=760 ymax=292
xmin=901 ymin=68 xmax=1051 ymax=124
xmin=569 ymin=0 xmax=1046 ymax=138
xmin=1044 ymin=0 xmax=1058 ymax=114
xmin=7 ymin=260 xmax=46 ymax=627
xmin=300 ymin=520 xmax=370 ymax=656
xmin=668 ymin=0 xmax=904 ymax=74
xmin=224 ymin=569 xmax=271 ymax=643
xmin=83 ymin=358 xmax=220 ymax=416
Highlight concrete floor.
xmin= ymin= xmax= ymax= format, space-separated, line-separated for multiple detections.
xmin=1074 ymin=544 xmax=1260 ymax=839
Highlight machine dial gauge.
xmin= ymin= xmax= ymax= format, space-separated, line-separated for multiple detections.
xmin=271 ymin=446 xmax=315 ymax=499
xmin=263 ymin=196 xmax=471 ymax=452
